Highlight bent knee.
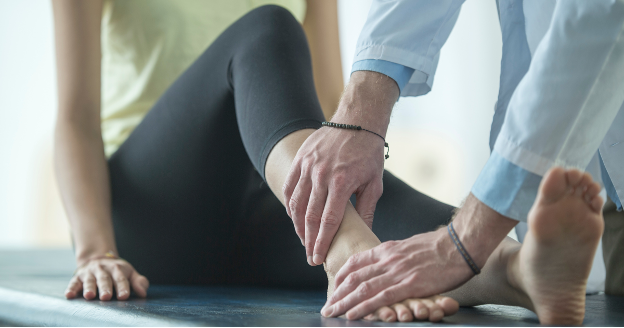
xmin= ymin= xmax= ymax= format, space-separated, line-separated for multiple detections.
xmin=243 ymin=5 xmax=300 ymax=32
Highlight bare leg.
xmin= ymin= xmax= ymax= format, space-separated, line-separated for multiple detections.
xmin=446 ymin=167 xmax=604 ymax=325
xmin=265 ymin=129 xmax=459 ymax=322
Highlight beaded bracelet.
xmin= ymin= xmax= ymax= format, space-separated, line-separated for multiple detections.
xmin=321 ymin=121 xmax=389 ymax=159
xmin=448 ymin=222 xmax=481 ymax=275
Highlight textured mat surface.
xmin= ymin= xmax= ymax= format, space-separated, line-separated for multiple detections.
xmin=0 ymin=249 xmax=623 ymax=326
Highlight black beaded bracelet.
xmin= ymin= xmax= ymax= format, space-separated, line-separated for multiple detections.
xmin=448 ymin=222 xmax=481 ymax=275
xmin=321 ymin=121 xmax=389 ymax=159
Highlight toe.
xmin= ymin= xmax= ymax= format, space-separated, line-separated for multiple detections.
xmin=392 ymin=303 xmax=413 ymax=322
xmin=539 ymin=167 xmax=569 ymax=203
xmin=377 ymin=306 xmax=396 ymax=322
xmin=565 ymin=169 xmax=583 ymax=188
xmin=590 ymin=195 xmax=604 ymax=213
xmin=584 ymin=181 xmax=601 ymax=203
xmin=422 ymin=299 xmax=444 ymax=322
xmin=435 ymin=296 xmax=460 ymax=316
xmin=407 ymin=299 xmax=429 ymax=321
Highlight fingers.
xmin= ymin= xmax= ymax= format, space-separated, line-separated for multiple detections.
xmin=81 ymin=272 xmax=97 ymax=300
xmin=94 ymin=265 xmax=113 ymax=301
xmin=289 ymin=173 xmax=313 ymax=246
xmin=324 ymin=273 xmax=396 ymax=318
xmin=312 ymin=189 xmax=350 ymax=265
xmin=111 ymin=264 xmax=131 ymax=300
xmin=65 ymin=276 xmax=83 ymax=299
xmin=305 ymin=184 xmax=328 ymax=266
xmin=130 ymin=270 xmax=150 ymax=298
xmin=282 ymin=158 xmax=301 ymax=218
xmin=354 ymin=182 xmax=382 ymax=229
xmin=325 ymin=263 xmax=386 ymax=311
xmin=332 ymin=245 xmax=380 ymax=289
xmin=345 ymin=283 xmax=411 ymax=320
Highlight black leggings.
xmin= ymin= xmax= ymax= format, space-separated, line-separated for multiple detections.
xmin=108 ymin=5 xmax=454 ymax=289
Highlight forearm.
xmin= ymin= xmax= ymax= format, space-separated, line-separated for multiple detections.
xmin=303 ymin=0 xmax=344 ymax=119
xmin=451 ymin=193 xmax=518 ymax=268
xmin=55 ymin=119 xmax=116 ymax=265
xmin=332 ymin=71 xmax=399 ymax=137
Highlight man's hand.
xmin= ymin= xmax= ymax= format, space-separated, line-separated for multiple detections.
xmin=283 ymin=71 xmax=399 ymax=266
xmin=321 ymin=194 xmax=518 ymax=320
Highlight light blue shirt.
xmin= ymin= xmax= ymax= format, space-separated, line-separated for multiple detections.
xmin=352 ymin=0 xmax=624 ymax=221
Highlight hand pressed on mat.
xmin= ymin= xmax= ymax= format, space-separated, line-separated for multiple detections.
xmin=66 ymin=257 xmax=149 ymax=301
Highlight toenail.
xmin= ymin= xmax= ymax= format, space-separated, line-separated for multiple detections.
xmin=433 ymin=310 xmax=443 ymax=318
xmin=418 ymin=309 xmax=427 ymax=316
xmin=401 ymin=314 xmax=409 ymax=321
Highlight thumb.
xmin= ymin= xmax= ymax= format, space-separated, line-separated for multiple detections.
xmin=355 ymin=182 xmax=383 ymax=229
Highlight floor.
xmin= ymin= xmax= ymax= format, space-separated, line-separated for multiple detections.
xmin=1 ymin=250 xmax=623 ymax=326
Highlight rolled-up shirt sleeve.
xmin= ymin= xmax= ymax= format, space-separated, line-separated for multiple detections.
xmin=351 ymin=59 xmax=416 ymax=94
xmin=474 ymin=0 xmax=624 ymax=221
xmin=353 ymin=0 xmax=465 ymax=97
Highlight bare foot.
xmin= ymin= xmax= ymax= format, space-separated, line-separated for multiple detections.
xmin=507 ymin=167 xmax=604 ymax=325
xmin=323 ymin=205 xmax=459 ymax=322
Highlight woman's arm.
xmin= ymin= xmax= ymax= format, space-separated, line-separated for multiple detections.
xmin=52 ymin=0 xmax=148 ymax=300
xmin=303 ymin=0 xmax=344 ymax=119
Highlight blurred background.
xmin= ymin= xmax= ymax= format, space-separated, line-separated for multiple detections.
xmin=0 ymin=0 xmax=502 ymax=248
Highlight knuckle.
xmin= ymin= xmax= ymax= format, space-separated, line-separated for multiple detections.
xmin=357 ymin=282 xmax=372 ymax=297
xmin=332 ymin=173 xmax=348 ymax=190
xmin=321 ymin=213 xmax=339 ymax=227
xmin=305 ymin=211 xmax=321 ymax=224
xmin=347 ymin=253 xmax=359 ymax=266
xmin=114 ymin=275 xmax=127 ymax=283
xmin=345 ymin=272 xmax=359 ymax=286
xmin=381 ymin=289 xmax=396 ymax=302
xmin=405 ymin=275 xmax=419 ymax=285
xmin=387 ymin=254 xmax=402 ymax=263
xmin=312 ymin=167 xmax=327 ymax=184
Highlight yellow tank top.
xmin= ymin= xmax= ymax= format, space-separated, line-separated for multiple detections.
xmin=100 ymin=0 xmax=306 ymax=157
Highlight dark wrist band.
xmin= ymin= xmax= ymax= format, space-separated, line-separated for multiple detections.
xmin=321 ymin=121 xmax=389 ymax=159
xmin=448 ymin=222 xmax=481 ymax=275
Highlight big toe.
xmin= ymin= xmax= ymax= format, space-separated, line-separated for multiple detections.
xmin=538 ymin=167 xmax=569 ymax=204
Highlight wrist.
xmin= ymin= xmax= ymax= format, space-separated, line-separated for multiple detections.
xmin=75 ymin=246 xmax=118 ymax=267
xmin=450 ymin=193 xmax=518 ymax=268
xmin=333 ymin=71 xmax=398 ymax=137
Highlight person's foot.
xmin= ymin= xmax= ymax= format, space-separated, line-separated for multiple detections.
xmin=507 ymin=167 xmax=604 ymax=325
xmin=323 ymin=205 xmax=459 ymax=322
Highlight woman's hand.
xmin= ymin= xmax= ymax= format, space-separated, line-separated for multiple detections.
xmin=65 ymin=258 xmax=149 ymax=301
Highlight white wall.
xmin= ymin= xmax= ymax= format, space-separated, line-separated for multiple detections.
xmin=0 ymin=0 xmax=69 ymax=248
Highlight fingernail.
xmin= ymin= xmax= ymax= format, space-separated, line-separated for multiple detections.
xmin=119 ymin=290 xmax=128 ymax=297
xmin=313 ymin=254 xmax=323 ymax=265
xmin=307 ymin=256 xmax=313 ymax=266
xmin=322 ymin=306 xmax=333 ymax=317
xmin=433 ymin=310 xmax=443 ymax=318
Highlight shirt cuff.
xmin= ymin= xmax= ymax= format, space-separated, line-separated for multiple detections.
xmin=471 ymin=151 xmax=543 ymax=222
xmin=352 ymin=59 xmax=415 ymax=95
